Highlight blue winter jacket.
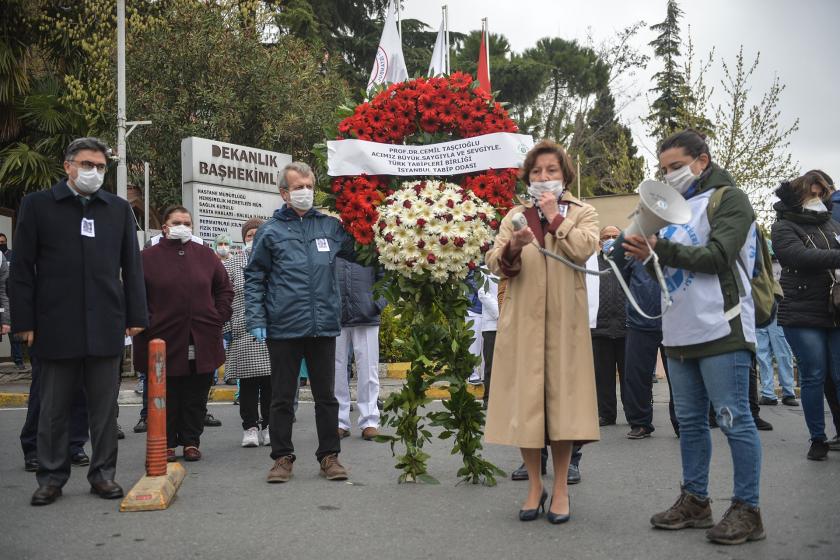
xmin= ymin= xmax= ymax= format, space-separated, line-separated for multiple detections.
xmin=244 ymin=205 xmax=355 ymax=339
xmin=622 ymin=258 xmax=662 ymax=332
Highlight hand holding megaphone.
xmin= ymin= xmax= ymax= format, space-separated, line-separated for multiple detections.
xmin=622 ymin=234 xmax=659 ymax=262
xmin=510 ymin=213 xmax=535 ymax=251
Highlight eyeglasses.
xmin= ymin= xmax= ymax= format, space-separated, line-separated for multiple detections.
xmin=68 ymin=159 xmax=107 ymax=172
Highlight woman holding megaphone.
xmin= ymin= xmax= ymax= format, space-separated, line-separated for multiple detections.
xmin=484 ymin=140 xmax=600 ymax=524
xmin=622 ymin=129 xmax=765 ymax=546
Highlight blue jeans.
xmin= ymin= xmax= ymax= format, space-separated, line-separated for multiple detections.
xmin=782 ymin=326 xmax=840 ymax=442
xmin=755 ymin=318 xmax=796 ymax=398
xmin=667 ymin=350 xmax=762 ymax=507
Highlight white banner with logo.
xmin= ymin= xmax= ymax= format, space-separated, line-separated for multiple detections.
xmin=327 ymin=132 xmax=534 ymax=177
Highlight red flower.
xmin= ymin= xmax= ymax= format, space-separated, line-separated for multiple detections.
xmin=439 ymin=236 xmax=449 ymax=245
xmin=427 ymin=253 xmax=437 ymax=264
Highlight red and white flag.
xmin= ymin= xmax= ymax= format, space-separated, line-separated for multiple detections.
xmin=477 ymin=25 xmax=491 ymax=93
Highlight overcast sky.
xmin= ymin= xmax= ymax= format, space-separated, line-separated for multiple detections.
xmin=401 ymin=0 xmax=839 ymax=182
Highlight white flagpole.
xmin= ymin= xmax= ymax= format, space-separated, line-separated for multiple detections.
xmin=443 ymin=5 xmax=450 ymax=75
xmin=397 ymin=0 xmax=402 ymax=40
xmin=482 ymin=17 xmax=490 ymax=82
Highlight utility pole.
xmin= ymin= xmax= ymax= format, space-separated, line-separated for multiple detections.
xmin=116 ymin=0 xmax=127 ymax=200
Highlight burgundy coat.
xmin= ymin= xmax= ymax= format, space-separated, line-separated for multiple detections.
xmin=134 ymin=238 xmax=233 ymax=376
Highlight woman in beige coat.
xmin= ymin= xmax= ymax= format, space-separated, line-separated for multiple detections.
xmin=485 ymin=140 xmax=600 ymax=523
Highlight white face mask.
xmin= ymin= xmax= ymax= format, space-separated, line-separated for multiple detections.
xmin=73 ymin=168 xmax=105 ymax=194
xmin=289 ymin=188 xmax=314 ymax=212
xmin=664 ymin=160 xmax=698 ymax=195
xmin=803 ymin=197 xmax=828 ymax=213
xmin=601 ymin=238 xmax=616 ymax=254
xmin=216 ymin=246 xmax=230 ymax=258
xmin=528 ymin=180 xmax=565 ymax=201
xmin=244 ymin=241 xmax=253 ymax=251
xmin=167 ymin=225 xmax=193 ymax=244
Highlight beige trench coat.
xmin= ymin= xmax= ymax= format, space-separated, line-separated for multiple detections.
xmin=484 ymin=192 xmax=601 ymax=448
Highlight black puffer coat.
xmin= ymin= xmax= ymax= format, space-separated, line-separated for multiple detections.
xmin=770 ymin=183 xmax=840 ymax=328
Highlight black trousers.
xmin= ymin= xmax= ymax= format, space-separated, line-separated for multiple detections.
xmin=267 ymin=337 xmax=339 ymax=462
xmin=240 ymin=376 xmax=272 ymax=430
xmin=166 ymin=372 xmax=212 ymax=448
xmin=592 ymin=336 xmax=626 ymax=423
xmin=824 ymin=375 xmax=840 ymax=435
xmin=659 ymin=346 xmax=679 ymax=433
xmin=482 ymin=331 xmax=496 ymax=403
xmin=37 ymin=356 xmax=121 ymax=487
xmin=20 ymin=356 xmax=89 ymax=460
xmin=622 ymin=329 xmax=660 ymax=431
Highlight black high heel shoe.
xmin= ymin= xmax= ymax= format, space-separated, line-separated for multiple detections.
xmin=519 ymin=489 xmax=548 ymax=521
xmin=547 ymin=495 xmax=571 ymax=524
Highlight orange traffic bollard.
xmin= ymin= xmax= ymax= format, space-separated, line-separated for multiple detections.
xmin=146 ymin=339 xmax=168 ymax=477
xmin=121 ymin=338 xmax=186 ymax=512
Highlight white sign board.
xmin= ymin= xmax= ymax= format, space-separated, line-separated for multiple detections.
xmin=181 ymin=137 xmax=291 ymax=243
xmin=182 ymin=183 xmax=283 ymax=243
xmin=327 ymin=132 xmax=534 ymax=177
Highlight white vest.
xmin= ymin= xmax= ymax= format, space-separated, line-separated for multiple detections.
xmin=660 ymin=189 xmax=757 ymax=347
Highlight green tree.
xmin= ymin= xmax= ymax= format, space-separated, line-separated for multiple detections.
xmin=710 ymin=47 xmax=799 ymax=222
xmin=126 ymin=0 xmax=349 ymax=209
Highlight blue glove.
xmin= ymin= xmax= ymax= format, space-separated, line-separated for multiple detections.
xmin=250 ymin=327 xmax=267 ymax=343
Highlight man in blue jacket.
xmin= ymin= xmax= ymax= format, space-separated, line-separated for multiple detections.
xmin=245 ymin=162 xmax=355 ymax=484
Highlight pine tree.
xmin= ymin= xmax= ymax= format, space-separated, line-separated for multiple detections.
xmin=646 ymin=0 xmax=688 ymax=140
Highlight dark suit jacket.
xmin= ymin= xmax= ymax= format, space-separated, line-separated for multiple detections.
xmin=9 ymin=179 xmax=148 ymax=359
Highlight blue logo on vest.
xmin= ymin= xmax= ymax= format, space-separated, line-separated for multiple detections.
xmin=660 ymin=224 xmax=700 ymax=293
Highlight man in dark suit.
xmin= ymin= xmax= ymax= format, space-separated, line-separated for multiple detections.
xmin=10 ymin=137 xmax=148 ymax=506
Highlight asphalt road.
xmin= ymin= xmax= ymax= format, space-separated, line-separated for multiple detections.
xmin=0 ymin=389 xmax=838 ymax=560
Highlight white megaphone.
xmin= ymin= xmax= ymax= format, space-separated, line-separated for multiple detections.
xmin=607 ymin=179 xmax=692 ymax=263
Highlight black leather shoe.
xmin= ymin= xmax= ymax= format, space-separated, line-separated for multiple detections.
xmin=599 ymin=417 xmax=615 ymax=427
xmin=24 ymin=456 xmax=40 ymax=472
xmin=31 ymin=485 xmax=62 ymax=506
xmin=117 ymin=424 xmax=125 ymax=440
xmin=71 ymin=450 xmax=90 ymax=467
xmin=511 ymin=463 xmax=529 ymax=481
xmin=781 ymin=396 xmax=799 ymax=407
xmin=758 ymin=396 xmax=778 ymax=406
xmin=547 ymin=496 xmax=571 ymax=524
xmin=90 ymin=480 xmax=124 ymax=499
xmin=204 ymin=413 xmax=222 ymax=427
xmin=567 ymin=463 xmax=581 ymax=485
xmin=754 ymin=416 xmax=773 ymax=431
xmin=519 ymin=489 xmax=547 ymax=521
xmin=133 ymin=418 xmax=147 ymax=433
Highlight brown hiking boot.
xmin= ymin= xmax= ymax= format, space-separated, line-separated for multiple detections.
xmin=266 ymin=455 xmax=294 ymax=483
xmin=319 ymin=454 xmax=348 ymax=480
xmin=362 ymin=427 xmax=379 ymax=441
xmin=706 ymin=501 xmax=766 ymax=545
xmin=651 ymin=488 xmax=714 ymax=530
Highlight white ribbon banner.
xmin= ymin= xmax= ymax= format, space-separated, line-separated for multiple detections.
xmin=327 ymin=132 xmax=535 ymax=177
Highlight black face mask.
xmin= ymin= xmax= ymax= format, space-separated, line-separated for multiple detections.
xmin=0 ymin=243 xmax=7 ymax=253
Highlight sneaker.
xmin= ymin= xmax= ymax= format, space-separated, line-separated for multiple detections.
xmin=362 ymin=427 xmax=379 ymax=441
xmin=183 ymin=446 xmax=202 ymax=461
xmin=260 ymin=427 xmax=270 ymax=446
xmin=133 ymin=418 xmax=147 ymax=433
xmin=467 ymin=373 xmax=482 ymax=385
xmin=754 ymin=417 xmax=773 ymax=431
xmin=828 ymin=435 xmax=840 ymax=451
xmin=781 ymin=395 xmax=799 ymax=407
xmin=204 ymin=414 xmax=222 ymax=427
xmin=627 ymin=426 xmax=653 ymax=439
xmin=807 ymin=439 xmax=830 ymax=461
xmin=116 ymin=424 xmax=125 ymax=440
xmin=241 ymin=427 xmax=260 ymax=448
xmin=650 ymin=488 xmax=714 ymax=530
xmin=705 ymin=501 xmax=766 ymax=545
xmin=758 ymin=396 xmax=778 ymax=406
xmin=267 ymin=455 xmax=294 ymax=483
xmin=319 ymin=454 xmax=348 ymax=480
